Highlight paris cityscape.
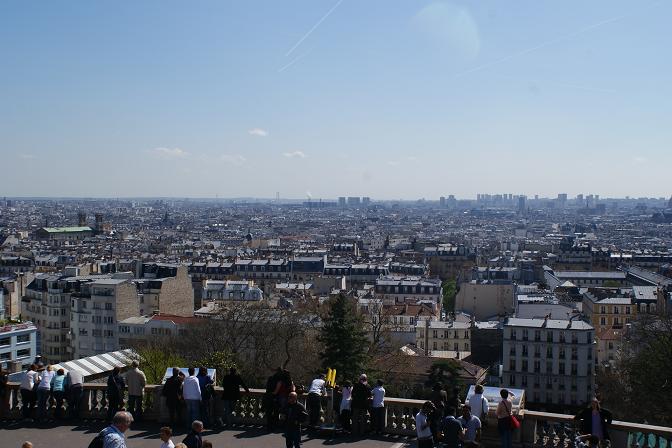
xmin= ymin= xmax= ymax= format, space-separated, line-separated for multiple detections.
xmin=2 ymin=1 xmax=672 ymax=447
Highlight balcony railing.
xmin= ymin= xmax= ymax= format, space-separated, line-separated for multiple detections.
xmin=1 ymin=383 xmax=671 ymax=447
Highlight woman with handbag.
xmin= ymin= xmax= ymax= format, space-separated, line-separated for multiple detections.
xmin=496 ymin=388 xmax=518 ymax=448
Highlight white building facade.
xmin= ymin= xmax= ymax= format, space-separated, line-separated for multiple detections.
xmin=502 ymin=317 xmax=595 ymax=407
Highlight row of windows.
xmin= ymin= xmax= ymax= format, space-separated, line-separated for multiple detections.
xmin=509 ymin=345 xmax=588 ymax=359
xmin=509 ymin=329 xmax=591 ymax=344
xmin=0 ymin=348 xmax=31 ymax=360
xmin=507 ymin=360 xmax=590 ymax=376
xmin=0 ymin=334 xmax=32 ymax=346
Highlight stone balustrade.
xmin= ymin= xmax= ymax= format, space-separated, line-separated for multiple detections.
xmin=2 ymin=382 xmax=671 ymax=448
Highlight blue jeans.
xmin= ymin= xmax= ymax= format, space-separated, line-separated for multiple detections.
xmin=285 ymin=427 xmax=301 ymax=448
xmin=185 ymin=399 xmax=201 ymax=426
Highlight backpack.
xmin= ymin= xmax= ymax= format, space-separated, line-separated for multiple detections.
xmin=87 ymin=433 xmax=104 ymax=448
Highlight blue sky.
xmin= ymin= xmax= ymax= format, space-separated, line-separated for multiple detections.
xmin=1 ymin=0 xmax=670 ymax=199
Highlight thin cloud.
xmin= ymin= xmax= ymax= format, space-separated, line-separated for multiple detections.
xmin=283 ymin=151 xmax=306 ymax=158
xmin=633 ymin=156 xmax=648 ymax=164
xmin=450 ymin=1 xmax=663 ymax=79
xmin=285 ymin=0 xmax=344 ymax=57
xmin=151 ymin=147 xmax=190 ymax=159
xmin=278 ymin=47 xmax=314 ymax=73
xmin=18 ymin=153 xmax=36 ymax=160
xmin=387 ymin=160 xmax=400 ymax=166
xmin=220 ymin=154 xmax=247 ymax=166
xmin=248 ymin=128 xmax=268 ymax=137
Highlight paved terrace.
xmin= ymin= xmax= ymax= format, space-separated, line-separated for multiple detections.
xmin=0 ymin=421 xmax=412 ymax=448
xmin=1 ymin=383 xmax=671 ymax=448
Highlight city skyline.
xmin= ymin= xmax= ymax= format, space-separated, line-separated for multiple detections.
xmin=2 ymin=0 xmax=671 ymax=199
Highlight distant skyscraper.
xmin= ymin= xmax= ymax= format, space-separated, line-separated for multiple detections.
xmin=362 ymin=197 xmax=371 ymax=205
xmin=439 ymin=196 xmax=446 ymax=207
xmin=347 ymin=197 xmax=361 ymax=206
xmin=517 ymin=195 xmax=526 ymax=214
xmin=338 ymin=197 xmax=346 ymax=207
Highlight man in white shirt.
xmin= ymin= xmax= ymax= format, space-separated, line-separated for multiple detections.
xmin=20 ymin=364 xmax=40 ymax=420
xmin=182 ymin=367 xmax=202 ymax=426
xmin=307 ymin=373 xmax=327 ymax=427
xmin=371 ymin=380 xmax=386 ymax=434
xmin=458 ymin=404 xmax=482 ymax=447
xmin=415 ymin=401 xmax=435 ymax=448
xmin=467 ymin=384 xmax=489 ymax=426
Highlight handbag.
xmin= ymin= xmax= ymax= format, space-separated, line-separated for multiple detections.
xmin=505 ymin=401 xmax=520 ymax=430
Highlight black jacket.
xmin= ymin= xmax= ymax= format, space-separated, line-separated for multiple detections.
xmin=182 ymin=430 xmax=203 ymax=448
xmin=106 ymin=374 xmax=125 ymax=400
xmin=285 ymin=402 xmax=308 ymax=429
xmin=574 ymin=407 xmax=613 ymax=440
xmin=222 ymin=373 xmax=248 ymax=401
xmin=162 ymin=375 xmax=183 ymax=401
xmin=351 ymin=382 xmax=371 ymax=409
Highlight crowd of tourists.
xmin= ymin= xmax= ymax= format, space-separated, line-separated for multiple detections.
xmin=8 ymin=362 xmax=614 ymax=448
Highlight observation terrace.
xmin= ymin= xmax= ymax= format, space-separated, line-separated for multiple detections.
xmin=1 ymin=383 xmax=670 ymax=448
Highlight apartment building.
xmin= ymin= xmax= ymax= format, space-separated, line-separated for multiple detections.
xmin=118 ymin=314 xmax=198 ymax=348
xmin=416 ymin=319 xmax=471 ymax=356
xmin=135 ymin=266 xmax=194 ymax=316
xmin=455 ymin=281 xmax=515 ymax=320
xmin=69 ymin=278 xmax=139 ymax=359
xmin=202 ymin=279 xmax=263 ymax=302
xmin=424 ymin=244 xmax=477 ymax=281
xmin=22 ymin=274 xmax=75 ymax=363
xmin=502 ymin=317 xmax=594 ymax=408
xmin=374 ymin=276 xmax=442 ymax=312
xmin=0 ymin=322 xmax=37 ymax=371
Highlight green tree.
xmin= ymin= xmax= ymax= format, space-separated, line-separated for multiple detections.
xmin=196 ymin=349 xmax=236 ymax=380
xmin=442 ymin=279 xmax=457 ymax=313
xmin=319 ymin=294 xmax=370 ymax=382
xmin=134 ymin=346 xmax=186 ymax=384
xmin=426 ymin=360 xmax=462 ymax=393
xmin=598 ymin=311 xmax=672 ymax=426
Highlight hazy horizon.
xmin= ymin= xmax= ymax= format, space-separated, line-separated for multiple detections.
xmin=2 ymin=1 xmax=671 ymax=199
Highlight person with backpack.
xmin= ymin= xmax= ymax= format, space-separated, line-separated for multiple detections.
xmin=90 ymin=410 xmax=133 ymax=448
xmin=220 ymin=366 xmax=249 ymax=427
xmin=467 ymin=384 xmax=489 ymax=428
xmin=284 ymin=392 xmax=308 ymax=448
xmin=107 ymin=367 xmax=126 ymax=422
